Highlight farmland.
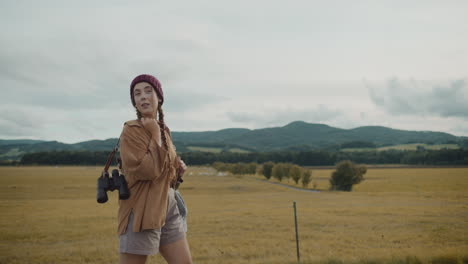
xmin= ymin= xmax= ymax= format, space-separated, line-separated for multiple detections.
xmin=341 ymin=143 xmax=460 ymax=152
xmin=0 ymin=166 xmax=467 ymax=264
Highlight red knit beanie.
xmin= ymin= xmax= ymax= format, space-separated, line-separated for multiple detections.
xmin=130 ymin=74 xmax=164 ymax=106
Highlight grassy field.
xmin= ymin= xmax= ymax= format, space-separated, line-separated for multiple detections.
xmin=0 ymin=166 xmax=467 ymax=264
xmin=186 ymin=146 xmax=251 ymax=153
xmin=341 ymin=143 xmax=460 ymax=152
xmin=227 ymin=148 xmax=251 ymax=153
xmin=187 ymin=146 xmax=223 ymax=153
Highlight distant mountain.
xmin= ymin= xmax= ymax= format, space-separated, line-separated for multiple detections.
xmin=0 ymin=139 xmax=119 ymax=161
xmin=0 ymin=121 xmax=464 ymax=161
xmin=0 ymin=139 xmax=46 ymax=146
xmin=171 ymin=121 xmax=460 ymax=151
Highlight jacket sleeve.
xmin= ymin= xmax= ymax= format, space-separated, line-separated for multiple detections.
xmin=120 ymin=124 xmax=168 ymax=183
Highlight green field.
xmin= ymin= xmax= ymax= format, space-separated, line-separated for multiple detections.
xmin=227 ymin=148 xmax=251 ymax=153
xmin=186 ymin=146 xmax=251 ymax=153
xmin=0 ymin=148 xmax=23 ymax=159
xmin=341 ymin=143 xmax=460 ymax=152
xmin=187 ymin=146 xmax=223 ymax=153
xmin=0 ymin=166 xmax=467 ymax=264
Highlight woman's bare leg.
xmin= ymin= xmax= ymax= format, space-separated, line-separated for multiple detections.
xmin=119 ymin=253 xmax=147 ymax=264
xmin=159 ymin=238 xmax=192 ymax=264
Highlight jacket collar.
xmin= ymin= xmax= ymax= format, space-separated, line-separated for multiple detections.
xmin=124 ymin=119 xmax=142 ymax=127
xmin=124 ymin=119 xmax=166 ymax=130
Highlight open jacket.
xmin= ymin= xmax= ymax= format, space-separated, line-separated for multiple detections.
xmin=117 ymin=119 xmax=178 ymax=235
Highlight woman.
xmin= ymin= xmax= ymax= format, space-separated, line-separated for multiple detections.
xmin=118 ymin=74 xmax=192 ymax=264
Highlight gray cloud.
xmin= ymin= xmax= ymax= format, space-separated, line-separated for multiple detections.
xmin=368 ymin=78 xmax=468 ymax=119
xmin=0 ymin=121 xmax=32 ymax=138
xmin=226 ymin=105 xmax=342 ymax=127
xmin=226 ymin=112 xmax=259 ymax=123
xmin=450 ymin=124 xmax=468 ymax=136
xmin=0 ymin=1 xmax=217 ymax=112
xmin=0 ymin=34 xmax=215 ymax=112
xmin=165 ymin=91 xmax=228 ymax=113
xmin=2 ymin=1 xmax=468 ymax=141
xmin=0 ymin=106 xmax=45 ymax=138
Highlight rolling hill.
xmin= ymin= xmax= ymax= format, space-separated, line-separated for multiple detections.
xmin=171 ymin=121 xmax=461 ymax=151
xmin=0 ymin=121 xmax=465 ymax=161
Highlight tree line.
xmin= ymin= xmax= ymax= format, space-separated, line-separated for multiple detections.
xmin=17 ymin=151 xmax=119 ymax=166
xmin=181 ymin=149 xmax=468 ymax=166
xmin=212 ymin=160 xmax=367 ymax=191
xmin=10 ymin=148 xmax=468 ymax=166
xmin=212 ymin=161 xmax=313 ymax=187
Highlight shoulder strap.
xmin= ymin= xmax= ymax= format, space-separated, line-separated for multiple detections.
xmin=103 ymin=136 xmax=121 ymax=173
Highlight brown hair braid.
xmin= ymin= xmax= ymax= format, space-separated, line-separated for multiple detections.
xmin=134 ymin=105 xmax=169 ymax=151
xmin=157 ymin=104 xmax=169 ymax=151
xmin=135 ymin=108 xmax=143 ymax=119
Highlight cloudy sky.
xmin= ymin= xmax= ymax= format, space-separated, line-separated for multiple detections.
xmin=1 ymin=0 xmax=467 ymax=143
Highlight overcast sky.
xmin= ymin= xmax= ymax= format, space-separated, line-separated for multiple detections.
xmin=1 ymin=0 xmax=468 ymax=143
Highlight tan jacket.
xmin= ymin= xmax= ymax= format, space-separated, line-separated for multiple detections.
xmin=117 ymin=119 xmax=178 ymax=235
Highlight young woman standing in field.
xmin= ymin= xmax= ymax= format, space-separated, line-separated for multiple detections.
xmin=118 ymin=74 xmax=192 ymax=264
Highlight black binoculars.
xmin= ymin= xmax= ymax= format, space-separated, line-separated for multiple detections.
xmin=96 ymin=169 xmax=130 ymax=203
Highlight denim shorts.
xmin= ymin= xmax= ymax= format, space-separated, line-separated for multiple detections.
xmin=119 ymin=188 xmax=186 ymax=255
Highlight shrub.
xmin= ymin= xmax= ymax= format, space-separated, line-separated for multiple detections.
xmin=262 ymin=161 xmax=274 ymax=180
xmin=212 ymin=162 xmax=228 ymax=172
xmin=247 ymin=162 xmax=257 ymax=174
xmin=290 ymin=165 xmax=302 ymax=184
xmin=272 ymin=163 xmax=287 ymax=182
xmin=329 ymin=160 xmax=367 ymax=191
xmin=302 ymin=170 xmax=312 ymax=188
xmin=282 ymin=163 xmax=292 ymax=181
xmin=212 ymin=162 xmax=249 ymax=175
xmin=256 ymin=164 xmax=263 ymax=175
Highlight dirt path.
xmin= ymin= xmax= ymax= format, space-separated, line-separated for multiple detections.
xmin=255 ymin=179 xmax=321 ymax=193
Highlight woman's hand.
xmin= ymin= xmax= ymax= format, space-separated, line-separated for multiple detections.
xmin=141 ymin=118 xmax=161 ymax=146
xmin=177 ymin=156 xmax=187 ymax=175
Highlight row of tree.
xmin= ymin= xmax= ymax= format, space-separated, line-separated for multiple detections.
xmin=180 ymin=149 xmax=468 ymax=166
xmin=212 ymin=162 xmax=258 ymax=175
xmin=212 ymin=161 xmax=313 ymax=187
xmin=212 ymin=160 xmax=367 ymax=191
xmin=19 ymin=151 xmax=119 ymax=166
xmin=262 ymin=162 xmax=313 ymax=187
xmin=12 ymin=148 xmax=468 ymax=166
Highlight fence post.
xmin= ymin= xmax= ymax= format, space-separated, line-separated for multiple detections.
xmin=293 ymin=201 xmax=300 ymax=264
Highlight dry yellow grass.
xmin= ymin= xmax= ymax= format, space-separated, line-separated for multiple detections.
xmin=0 ymin=166 xmax=467 ymax=264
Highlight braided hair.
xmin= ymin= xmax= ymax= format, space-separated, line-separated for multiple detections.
xmin=134 ymin=94 xmax=182 ymax=188
xmin=157 ymin=104 xmax=168 ymax=150
xmin=135 ymin=104 xmax=169 ymax=151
